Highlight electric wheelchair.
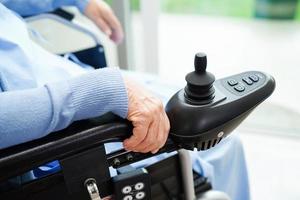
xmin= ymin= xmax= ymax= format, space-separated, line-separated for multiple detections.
xmin=0 ymin=9 xmax=275 ymax=200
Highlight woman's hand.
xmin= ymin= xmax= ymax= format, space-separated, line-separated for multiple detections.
xmin=84 ymin=0 xmax=124 ymax=44
xmin=123 ymin=78 xmax=170 ymax=154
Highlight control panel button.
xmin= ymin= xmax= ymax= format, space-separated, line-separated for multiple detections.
xmin=234 ymin=85 xmax=245 ymax=92
xmin=135 ymin=182 xmax=144 ymax=190
xmin=242 ymin=77 xmax=253 ymax=85
xmin=123 ymin=195 xmax=133 ymax=200
xmin=249 ymin=75 xmax=259 ymax=82
xmin=227 ymin=79 xmax=238 ymax=86
xmin=122 ymin=186 xmax=132 ymax=194
xmin=136 ymin=192 xmax=146 ymax=199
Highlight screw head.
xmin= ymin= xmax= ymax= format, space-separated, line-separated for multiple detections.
xmin=217 ymin=131 xmax=224 ymax=138
xmin=112 ymin=158 xmax=121 ymax=167
xmin=126 ymin=154 xmax=134 ymax=161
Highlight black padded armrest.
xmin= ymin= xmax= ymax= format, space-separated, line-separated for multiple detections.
xmin=0 ymin=114 xmax=133 ymax=182
xmin=50 ymin=8 xmax=75 ymax=21
xmin=23 ymin=8 xmax=75 ymax=21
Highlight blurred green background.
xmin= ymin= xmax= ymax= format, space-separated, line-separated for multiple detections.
xmin=125 ymin=0 xmax=300 ymax=20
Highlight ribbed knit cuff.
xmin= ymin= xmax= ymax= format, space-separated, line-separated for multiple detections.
xmin=68 ymin=67 xmax=128 ymax=120
xmin=75 ymin=0 xmax=91 ymax=13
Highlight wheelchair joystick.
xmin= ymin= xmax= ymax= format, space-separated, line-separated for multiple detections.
xmin=165 ymin=52 xmax=276 ymax=151
xmin=184 ymin=53 xmax=215 ymax=104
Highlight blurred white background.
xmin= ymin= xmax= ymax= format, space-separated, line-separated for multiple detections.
xmin=133 ymin=14 xmax=300 ymax=200
xmin=130 ymin=2 xmax=300 ymax=199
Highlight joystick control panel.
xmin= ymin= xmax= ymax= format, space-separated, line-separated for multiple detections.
xmin=165 ymin=53 xmax=275 ymax=150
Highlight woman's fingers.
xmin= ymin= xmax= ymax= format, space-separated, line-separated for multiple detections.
xmin=151 ymin=112 xmax=170 ymax=153
xmin=124 ymin=120 xmax=150 ymax=151
xmin=94 ymin=17 xmax=112 ymax=36
xmin=138 ymin=120 xmax=160 ymax=153
xmin=102 ymin=10 xmax=124 ymax=43
xmin=84 ymin=0 xmax=124 ymax=43
xmin=124 ymin=78 xmax=170 ymax=154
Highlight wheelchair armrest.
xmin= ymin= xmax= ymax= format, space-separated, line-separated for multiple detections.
xmin=0 ymin=114 xmax=132 ymax=182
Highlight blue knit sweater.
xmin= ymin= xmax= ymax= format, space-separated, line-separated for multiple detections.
xmin=0 ymin=1 xmax=128 ymax=149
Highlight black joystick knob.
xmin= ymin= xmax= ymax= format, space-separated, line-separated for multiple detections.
xmin=184 ymin=53 xmax=215 ymax=104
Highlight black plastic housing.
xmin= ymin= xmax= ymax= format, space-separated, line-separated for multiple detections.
xmin=166 ymin=71 xmax=275 ymax=150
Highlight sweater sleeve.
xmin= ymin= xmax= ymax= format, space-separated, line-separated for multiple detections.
xmin=0 ymin=0 xmax=90 ymax=15
xmin=0 ymin=67 xmax=128 ymax=149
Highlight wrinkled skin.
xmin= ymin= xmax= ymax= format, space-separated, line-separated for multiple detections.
xmin=123 ymin=78 xmax=170 ymax=154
